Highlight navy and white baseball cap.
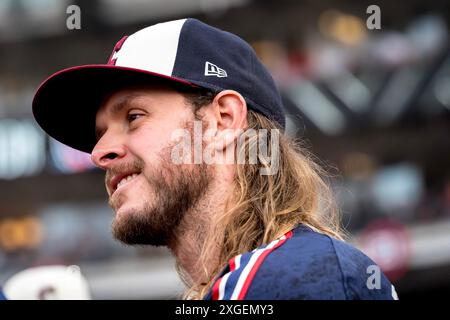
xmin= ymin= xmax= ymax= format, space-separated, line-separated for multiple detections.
xmin=32 ymin=18 xmax=285 ymax=153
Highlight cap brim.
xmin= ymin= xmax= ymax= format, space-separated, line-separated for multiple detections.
xmin=32 ymin=65 xmax=196 ymax=153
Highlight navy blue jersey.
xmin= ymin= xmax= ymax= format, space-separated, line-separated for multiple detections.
xmin=204 ymin=225 xmax=398 ymax=300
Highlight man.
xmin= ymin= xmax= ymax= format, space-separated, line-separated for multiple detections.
xmin=32 ymin=18 xmax=398 ymax=300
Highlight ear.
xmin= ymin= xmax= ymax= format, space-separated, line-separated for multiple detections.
xmin=203 ymin=90 xmax=248 ymax=152
xmin=214 ymin=90 xmax=248 ymax=131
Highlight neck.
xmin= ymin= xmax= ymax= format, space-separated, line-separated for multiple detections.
xmin=168 ymin=165 xmax=234 ymax=285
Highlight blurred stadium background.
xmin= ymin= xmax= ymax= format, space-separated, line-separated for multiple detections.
xmin=0 ymin=0 xmax=449 ymax=299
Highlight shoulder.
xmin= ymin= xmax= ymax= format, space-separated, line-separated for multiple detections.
xmin=325 ymin=233 xmax=398 ymax=300
xmin=245 ymin=225 xmax=348 ymax=299
xmin=208 ymin=225 xmax=398 ymax=300
xmin=208 ymin=230 xmax=293 ymax=300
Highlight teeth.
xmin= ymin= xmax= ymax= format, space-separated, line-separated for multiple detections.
xmin=116 ymin=173 xmax=138 ymax=190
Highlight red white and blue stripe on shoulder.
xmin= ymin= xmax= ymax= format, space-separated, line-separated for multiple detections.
xmin=204 ymin=224 xmax=398 ymax=300
xmin=209 ymin=230 xmax=293 ymax=300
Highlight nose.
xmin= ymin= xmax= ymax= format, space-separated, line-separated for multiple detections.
xmin=91 ymin=133 xmax=126 ymax=170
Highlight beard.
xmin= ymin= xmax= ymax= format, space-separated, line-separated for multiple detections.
xmin=108 ymin=147 xmax=211 ymax=247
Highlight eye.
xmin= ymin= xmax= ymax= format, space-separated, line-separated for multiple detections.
xmin=127 ymin=112 xmax=144 ymax=123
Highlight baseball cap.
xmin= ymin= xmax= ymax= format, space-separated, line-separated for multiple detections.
xmin=32 ymin=18 xmax=285 ymax=153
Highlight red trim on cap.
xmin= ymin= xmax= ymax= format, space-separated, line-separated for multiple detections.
xmin=33 ymin=64 xmax=198 ymax=109
xmin=108 ymin=35 xmax=129 ymax=65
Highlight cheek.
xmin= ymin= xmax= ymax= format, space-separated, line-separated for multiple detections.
xmin=128 ymin=129 xmax=172 ymax=162
xmin=129 ymin=110 xmax=193 ymax=162
xmin=131 ymin=177 xmax=151 ymax=196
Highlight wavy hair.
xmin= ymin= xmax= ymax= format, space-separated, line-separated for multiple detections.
xmin=177 ymin=88 xmax=345 ymax=299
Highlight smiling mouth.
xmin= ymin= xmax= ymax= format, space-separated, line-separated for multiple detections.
xmin=113 ymin=173 xmax=140 ymax=195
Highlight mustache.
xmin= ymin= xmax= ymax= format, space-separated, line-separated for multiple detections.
xmin=105 ymin=159 xmax=145 ymax=186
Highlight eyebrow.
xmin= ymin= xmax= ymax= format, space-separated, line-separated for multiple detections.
xmin=95 ymin=94 xmax=147 ymax=141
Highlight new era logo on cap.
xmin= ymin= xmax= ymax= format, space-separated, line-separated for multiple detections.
xmin=204 ymin=61 xmax=227 ymax=78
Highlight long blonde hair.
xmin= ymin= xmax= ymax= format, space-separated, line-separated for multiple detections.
xmin=179 ymin=89 xmax=345 ymax=299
